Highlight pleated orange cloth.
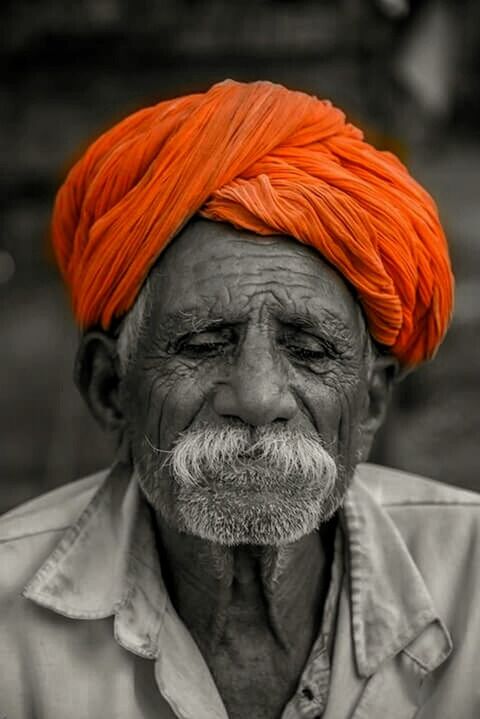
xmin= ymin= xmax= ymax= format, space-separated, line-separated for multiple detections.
xmin=51 ymin=80 xmax=453 ymax=366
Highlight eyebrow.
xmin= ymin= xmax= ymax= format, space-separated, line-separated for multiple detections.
xmin=160 ymin=305 xmax=353 ymax=340
xmin=159 ymin=308 xmax=245 ymax=335
xmin=273 ymin=306 xmax=354 ymax=339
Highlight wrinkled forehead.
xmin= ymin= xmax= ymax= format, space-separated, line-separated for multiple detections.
xmin=148 ymin=218 xmax=365 ymax=333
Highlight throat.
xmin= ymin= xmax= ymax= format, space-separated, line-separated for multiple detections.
xmin=154 ymin=517 xmax=336 ymax=719
xmin=155 ymin=516 xmax=335 ymax=656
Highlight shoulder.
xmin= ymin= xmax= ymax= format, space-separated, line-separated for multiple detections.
xmin=0 ymin=469 xmax=108 ymax=541
xmin=356 ymin=463 xmax=480 ymax=582
xmin=355 ymin=464 xmax=480 ymax=630
xmin=0 ymin=470 xmax=108 ymax=592
xmin=356 ymin=462 xmax=480 ymax=508
xmin=355 ymin=462 xmax=480 ymax=556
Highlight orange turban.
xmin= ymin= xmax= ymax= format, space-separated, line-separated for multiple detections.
xmin=51 ymin=79 xmax=453 ymax=366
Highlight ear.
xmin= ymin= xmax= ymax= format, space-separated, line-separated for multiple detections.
xmin=359 ymin=354 xmax=399 ymax=460
xmin=74 ymin=331 xmax=125 ymax=432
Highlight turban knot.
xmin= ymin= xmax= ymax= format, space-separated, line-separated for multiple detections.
xmin=51 ymin=79 xmax=453 ymax=366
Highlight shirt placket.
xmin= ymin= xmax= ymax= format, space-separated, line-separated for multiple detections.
xmin=281 ymin=528 xmax=345 ymax=719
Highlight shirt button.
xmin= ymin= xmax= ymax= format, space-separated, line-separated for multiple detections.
xmin=301 ymin=686 xmax=315 ymax=701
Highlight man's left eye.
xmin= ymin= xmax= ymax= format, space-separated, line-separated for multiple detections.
xmin=287 ymin=345 xmax=328 ymax=361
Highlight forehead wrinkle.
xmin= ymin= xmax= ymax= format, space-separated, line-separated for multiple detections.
xmin=228 ymin=286 xmax=354 ymax=330
xmin=187 ymin=255 xmax=357 ymax=313
xmin=158 ymin=279 xmax=357 ymax=333
xmin=157 ymin=290 xmax=359 ymax=341
xmin=191 ymin=261 xmax=341 ymax=287
xmin=241 ymin=282 xmax=359 ymax=333
xmin=274 ymin=305 xmax=353 ymax=337
xmin=157 ymin=305 xmax=248 ymax=336
xmin=151 ymin=230 xmax=364 ymax=336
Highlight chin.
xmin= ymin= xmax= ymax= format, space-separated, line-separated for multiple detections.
xmin=136 ymin=451 xmax=352 ymax=545
xmin=162 ymin=487 xmax=343 ymax=546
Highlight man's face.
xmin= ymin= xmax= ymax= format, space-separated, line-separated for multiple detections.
xmin=122 ymin=219 xmax=374 ymax=545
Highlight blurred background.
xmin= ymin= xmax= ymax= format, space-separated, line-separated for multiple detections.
xmin=1 ymin=0 xmax=479 ymax=513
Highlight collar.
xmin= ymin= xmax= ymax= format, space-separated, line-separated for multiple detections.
xmin=342 ymin=474 xmax=452 ymax=677
xmin=23 ymin=463 xmax=452 ymax=673
xmin=23 ymin=463 xmax=166 ymax=659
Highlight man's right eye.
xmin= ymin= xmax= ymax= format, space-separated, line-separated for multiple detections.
xmin=175 ymin=330 xmax=235 ymax=357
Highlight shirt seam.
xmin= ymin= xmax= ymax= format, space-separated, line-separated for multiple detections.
xmin=20 ymin=594 xmax=115 ymax=620
xmin=402 ymin=646 xmax=433 ymax=673
xmin=0 ymin=526 xmax=69 ymax=543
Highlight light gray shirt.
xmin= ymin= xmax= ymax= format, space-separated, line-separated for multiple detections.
xmin=1 ymin=463 xmax=479 ymax=718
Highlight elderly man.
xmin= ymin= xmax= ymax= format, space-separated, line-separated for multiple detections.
xmin=1 ymin=81 xmax=479 ymax=719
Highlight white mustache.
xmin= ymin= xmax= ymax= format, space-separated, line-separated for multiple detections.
xmin=155 ymin=425 xmax=337 ymax=490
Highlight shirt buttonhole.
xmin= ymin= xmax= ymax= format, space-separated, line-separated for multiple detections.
xmin=301 ymin=686 xmax=315 ymax=701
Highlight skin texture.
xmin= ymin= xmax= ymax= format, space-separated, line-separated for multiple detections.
xmin=77 ymin=219 xmax=396 ymax=719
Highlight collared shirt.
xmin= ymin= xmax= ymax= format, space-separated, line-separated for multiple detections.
xmin=1 ymin=462 xmax=479 ymax=718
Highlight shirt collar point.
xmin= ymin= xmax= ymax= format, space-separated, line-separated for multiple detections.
xmin=21 ymin=583 xmax=115 ymax=621
xmin=22 ymin=464 xmax=167 ymax=659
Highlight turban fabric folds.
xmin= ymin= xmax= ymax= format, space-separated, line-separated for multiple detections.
xmin=51 ymin=80 xmax=453 ymax=366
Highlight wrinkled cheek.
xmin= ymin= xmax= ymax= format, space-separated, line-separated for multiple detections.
xmin=336 ymin=383 xmax=365 ymax=469
xmin=305 ymin=377 xmax=364 ymax=468
xmin=157 ymin=375 xmax=208 ymax=450
xmin=129 ymin=368 xmax=207 ymax=454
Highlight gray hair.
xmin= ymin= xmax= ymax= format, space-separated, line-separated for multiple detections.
xmin=116 ymin=276 xmax=152 ymax=374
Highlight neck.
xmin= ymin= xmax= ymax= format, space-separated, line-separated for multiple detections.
xmin=154 ymin=516 xmax=336 ymax=657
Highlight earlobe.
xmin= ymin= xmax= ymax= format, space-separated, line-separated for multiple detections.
xmin=75 ymin=331 xmax=125 ymax=431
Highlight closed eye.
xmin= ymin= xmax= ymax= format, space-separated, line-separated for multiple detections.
xmin=174 ymin=328 xmax=236 ymax=357
xmin=279 ymin=326 xmax=337 ymax=364
xmin=287 ymin=345 xmax=328 ymax=361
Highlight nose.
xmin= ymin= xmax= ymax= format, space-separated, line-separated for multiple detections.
xmin=212 ymin=336 xmax=298 ymax=426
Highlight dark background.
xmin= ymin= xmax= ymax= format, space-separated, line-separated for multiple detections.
xmin=1 ymin=0 xmax=479 ymax=514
